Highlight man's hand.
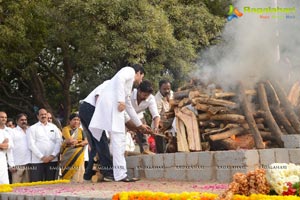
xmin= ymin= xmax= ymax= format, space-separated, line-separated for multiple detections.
xmin=9 ymin=166 xmax=17 ymax=173
xmin=0 ymin=138 xmax=9 ymax=150
xmin=41 ymin=155 xmax=56 ymax=163
xmin=153 ymin=127 xmax=160 ymax=134
xmin=137 ymin=124 xmax=152 ymax=135
xmin=118 ymin=102 xmax=126 ymax=112
xmin=41 ymin=156 xmax=49 ymax=163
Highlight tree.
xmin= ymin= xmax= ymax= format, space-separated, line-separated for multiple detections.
xmin=0 ymin=0 xmax=226 ymax=124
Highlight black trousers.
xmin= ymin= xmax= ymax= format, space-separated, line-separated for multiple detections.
xmin=79 ymin=102 xmax=113 ymax=179
xmin=29 ymin=162 xmax=58 ymax=182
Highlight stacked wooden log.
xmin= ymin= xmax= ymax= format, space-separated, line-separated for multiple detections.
xmin=163 ymin=80 xmax=300 ymax=152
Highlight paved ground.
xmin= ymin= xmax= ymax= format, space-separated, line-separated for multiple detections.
xmin=3 ymin=179 xmax=228 ymax=200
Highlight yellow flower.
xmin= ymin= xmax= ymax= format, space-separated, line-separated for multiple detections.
xmin=0 ymin=180 xmax=70 ymax=193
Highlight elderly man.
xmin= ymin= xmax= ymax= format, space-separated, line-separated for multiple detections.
xmin=10 ymin=113 xmax=31 ymax=183
xmin=155 ymin=79 xmax=174 ymax=153
xmin=89 ymin=64 xmax=151 ymax=182
xmin=0 ymin=111 xmax=14 ymax=184
xmin=27 ymin=108 xmax=62 ymax=182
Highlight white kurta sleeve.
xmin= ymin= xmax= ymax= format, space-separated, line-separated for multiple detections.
xmin=6 ymin=132 xmax=15 ymax=167
xmin=124 ymin=111 xmax=131 ymax=123
xmin=148 ymin=95 xmax=160 ymax=119
xmin=155 ymin=92 xmax=163 ymax=114
xmin=125 ymin=95 xmax=142 ymax=127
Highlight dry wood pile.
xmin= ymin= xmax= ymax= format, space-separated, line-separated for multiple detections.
xmin=163 ymin=80 xmax=300 ymax=152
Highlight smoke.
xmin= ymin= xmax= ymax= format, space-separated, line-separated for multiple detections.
xmin=195 ymin=0 xmax=300 ymax=91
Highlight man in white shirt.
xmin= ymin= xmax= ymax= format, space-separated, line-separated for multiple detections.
xmin=10 ymin=113 xmax=31 ymax=183
xmin=126 ymin=80 xmax=160 ymax=154
xmin=155 ymin=80 xmax=174 ymax=153
xmin=27 ymin=108 xmax=62 ymax=182
xmin=0 ymin=111 xmax=14 ymax=184
xmin=89 ymin=64 xmax=151 ymax=182
xmin=79 ymin=80 xmax=114 ymax=182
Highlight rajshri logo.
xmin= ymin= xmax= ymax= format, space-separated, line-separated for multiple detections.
xmin=227 ymin=5 xmax=243 ymax=21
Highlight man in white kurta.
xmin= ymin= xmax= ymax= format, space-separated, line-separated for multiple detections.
xmin=0 ymin=111 xmax=15 ymax=184
xmin=89 ymin=65 xmax=150 ymax=181
xmin=27 ymin=108 xmax=62 ymax=182
xmin=79 ymin=80 xmax=114 ymax=181
xmin=10 ymin=113 xmax=31 ymax=183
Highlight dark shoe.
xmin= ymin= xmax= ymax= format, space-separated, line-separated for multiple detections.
xmin=119 ymin=176 xmax=140 ymax=182
xmin=103 ymin=175 xmax=114 ymax=182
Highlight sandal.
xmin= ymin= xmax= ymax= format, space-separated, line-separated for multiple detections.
xmin=119 ymin=176 xmax=140 ymax=182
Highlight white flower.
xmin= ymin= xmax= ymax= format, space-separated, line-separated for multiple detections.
xmin=266 ymin=163 xmax=300 ymax=195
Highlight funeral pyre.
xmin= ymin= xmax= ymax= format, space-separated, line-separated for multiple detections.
xmin=161 ymin=79 xmax=300 ymax=152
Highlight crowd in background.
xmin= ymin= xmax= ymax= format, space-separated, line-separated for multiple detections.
xmin=0 ymin=65 xmax=174 ymax=184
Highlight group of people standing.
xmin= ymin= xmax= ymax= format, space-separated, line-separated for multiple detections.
xmin=0 ymin=64 xmax=174 ymax=184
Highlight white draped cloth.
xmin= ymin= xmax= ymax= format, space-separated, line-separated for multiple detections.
xmin=0 ymin=127 xmax=14 ymax=184
xmin=89 ymin=67 xmax=142 ymax=141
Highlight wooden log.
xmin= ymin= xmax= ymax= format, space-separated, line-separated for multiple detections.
xmin=264 ymin=81 xmax=298 ymax=135
xmin=189 ymin=90 xmax=201 ymax=99
xmin=210 ymin=134 xmax=255 ymax=150
xmin=210 ymin=114 xmax=246 ymax=123
xmin=194 ymin=103 xmax=228 ymax=115
xmin=270 ymin=80 xmax=300 ymax=134
xmin=260 ymin=131 xmax=277 ymax=142
xmin=173 ymin=90 xmax=190 ymax=100
xmin=197 ymin=113 xmax=246 ymax=123
xmin=287 ymin=81 xmax=300 ymax=106
xmin=257 ymin=83 xmax=283 ymax=147
xmin=255 ymin=118 xmax=265 ymax=124
xmin=214 ymin=90 xmax=256 ymax=98
xmin=239 ymin=83 xmax=265 ymax=149
xmin=194 ymin=103 xmax=210 ymax=111
xmin=199 ymin=121 xmax=220 ymax=128
xmin=208 ymin=106 xmax=229 ymax=115
xmin=214 ymin=92 xmax=236 ymax=98
xmin=203 ymin=124 xmax=240 ymax=136
xmin=178 ymin=98 xmax=191 ymax=108
xmin=209 ymin=127 xmax=245 ymax=141
xmin=197 ymin=113 xmax=210 ymax=121
xmin=191 ymin=97 xmax=237 ymax=108
xmin=270 ymin=106 xmax=298 ymax=135
xmin=242 ymin=123 xmax=266 ymax=131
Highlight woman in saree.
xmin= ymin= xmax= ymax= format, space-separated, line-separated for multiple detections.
xmin=60 ymin=113 xmax=88 ymax=182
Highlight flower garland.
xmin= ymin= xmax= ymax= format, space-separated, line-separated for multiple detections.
xmin=266 ymin=163 xmax=300 ymax=196
xmin=112 ymin=191 xmax=218 ymax=200
xmin=0 ymin=179 xmax=70 ymax=193
xmin=112 ymin=191 xmax=300 ymax=200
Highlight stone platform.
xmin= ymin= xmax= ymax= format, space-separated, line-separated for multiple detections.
xmin=1 ymin=148 xmax=300 ymax=200
xmin=126 ymin=148 xmax=300 ymax=182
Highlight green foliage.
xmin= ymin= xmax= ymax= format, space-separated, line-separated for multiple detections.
xmin=0 ymin=0 xmax=226 ymax=122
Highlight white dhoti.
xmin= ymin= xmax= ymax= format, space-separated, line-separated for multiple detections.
xmin=109 ymin=131 xmax=127 ymax=181
xmin=0 ymin=152 xmax=9 ymax=184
